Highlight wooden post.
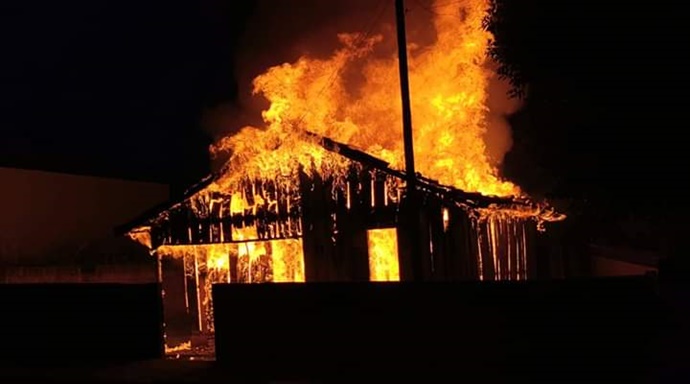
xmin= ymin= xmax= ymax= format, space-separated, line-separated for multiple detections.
xmin=527 ymin=221 xmax=540 ymax=279
xmin=337 ymin=169 xmax=374 ymax=281
xmin=417 ymin=203 xmax=433 ymax=280
xmin=478 ymin=220 xmax=496 ymax=281
xmin=183 ymin=252 xmax=202 ymax=334
xmin=509 ymin=220 xmax=520 ymax=280
xmin=192 ymin=251 xmax=204 ymax=333
xmin=444 ymin=208 xmax=463 ymax=280
xmin=396 ymin=192 xmax=431 ymax=281
xmin=464 ymin=212 xmax=480 ymax=279
xmin=299 ymin=167 xmax=337 ymax=282
xmin=197 ymin=256 xmax=209 ymax=334
xmin=155 ymin=250 xmax=164 ymax=357
xmin=395 ymin=0 xmax=422 ymax=282
xmin=229 ymin=247 xmax=239 ymax=283
xmin=160 ymin=255 xmax=191 ymax=354
xmin=427 ymin=200 xmax=447 ymax=281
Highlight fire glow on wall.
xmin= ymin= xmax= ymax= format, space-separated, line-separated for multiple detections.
xmin=122 ymin=0 xmax=564 ymax=358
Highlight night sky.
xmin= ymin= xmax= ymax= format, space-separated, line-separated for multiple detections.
xmin=1 ymin=1 xmax=684 ymax=244
xmin=1 ymin=1 xmax=254 ymax=190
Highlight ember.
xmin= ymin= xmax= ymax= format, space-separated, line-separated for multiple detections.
xmin=122 ymin=0 xmax=564 ymax=359
xmin=164 ymin=341 xmax=191 ymax=355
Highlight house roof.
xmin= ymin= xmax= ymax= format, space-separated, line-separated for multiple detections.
xmin=115 ymin=132 xmax=550 ymax=236
xmin=114 ymin=174 xmax=216 ymax=235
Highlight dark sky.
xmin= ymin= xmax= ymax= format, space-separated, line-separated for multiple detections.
xmin=1 ymin=0 xmax=254 ymax=190
xmin=1 ymin=0 xmax=685 ymax=225
xmin=493 ymin=1 xmax=685 ymax=218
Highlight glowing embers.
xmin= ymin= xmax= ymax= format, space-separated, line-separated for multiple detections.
xmin=164 ymin=341 xmax=192 ymax=360
xmin=165 ymin=341 xmax=191 ymax=354
xmin=367 ymin=228 xmax=400 ymax=281
xmin=442 ymin=208 xmax=450 ymax=232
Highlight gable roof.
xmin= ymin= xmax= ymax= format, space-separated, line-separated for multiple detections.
xmin=114 ymin=174 xmax=216 ymax=235
xmin=115 ymin=132 xmax=552 ymax=235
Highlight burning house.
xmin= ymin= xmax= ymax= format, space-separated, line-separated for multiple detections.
xmin=118 ymin=0 xmax=564 ymax=358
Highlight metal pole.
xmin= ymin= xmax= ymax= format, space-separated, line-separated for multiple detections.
xmin=395 ymin=0 xmax=422 ymax=281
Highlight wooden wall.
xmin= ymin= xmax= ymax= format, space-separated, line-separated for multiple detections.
xmin=149 ymin=167 xmax=539 ymax=283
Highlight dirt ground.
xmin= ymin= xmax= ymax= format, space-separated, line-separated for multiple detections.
xmin=0 ymin=359 xmax=310 ymax=384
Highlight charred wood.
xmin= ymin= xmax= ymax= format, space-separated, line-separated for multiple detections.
xmin=299 ymin=167 xmax=337 ymax=282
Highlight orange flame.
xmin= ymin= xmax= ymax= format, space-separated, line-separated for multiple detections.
xmin=165 ymin=341 xmax=191 ymax=355
xmin=212 ymin=0 xmax=518 ymax=198
xmin=367 ymin=228 xmax=400 ymax=281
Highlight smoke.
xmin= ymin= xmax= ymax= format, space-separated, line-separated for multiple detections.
xmin=202 ymin=0 xmax=385 ymax=171
xmin=203 ymin=0 xmax=383 ymax=140
xmin=485 ymin=59 xmax=523 ymax=168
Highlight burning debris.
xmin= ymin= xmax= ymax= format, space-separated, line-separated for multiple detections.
xmin=164 ymin=341 xmax=191 ymax=355
xmin=119 ymin=0 xmax=564 ymax=358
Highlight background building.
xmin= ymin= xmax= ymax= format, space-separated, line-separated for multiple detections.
xmin=0 ymin=166 xmax=169 ymax=282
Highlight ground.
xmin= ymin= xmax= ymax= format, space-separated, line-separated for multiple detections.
xmin=0 ymin=360 xmax=307 ymax=384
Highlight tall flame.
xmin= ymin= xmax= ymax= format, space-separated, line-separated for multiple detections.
xmin=212 ymin=0 xmax=518 ymax=198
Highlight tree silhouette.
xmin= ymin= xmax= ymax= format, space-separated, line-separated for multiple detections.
xmin=486 ymin=0 xmax=676 ymax=99
xmin=486 ymin=0 xmax=685 ymax=251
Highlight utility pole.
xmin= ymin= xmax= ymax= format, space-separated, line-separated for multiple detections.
xmin=395 ymin=0 xmax=423 ymax=281
xmin=395 ymin=0 xmax=416 ymax=182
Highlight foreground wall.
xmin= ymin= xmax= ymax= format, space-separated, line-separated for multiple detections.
xmin=0 ymin=264 xmax=157 ymax=283
xmin=0 ymin=167 xmax=169 ymax=263
xmin=592 ymin=256 xmax=657 ymax=277
xmin=213 ymin=277 xmax=667 ymax=381
xmin=0 ymin=283 xmax=164 ymax=361
xmin=589 ymin=244 xmax=658 ymax=277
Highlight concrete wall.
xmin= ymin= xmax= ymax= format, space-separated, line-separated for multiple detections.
xmin=592 ymin=256 xmax=657 ymax=277
xmin=0 ymin=265 xmax=157 ymax=283
xmin=0 ymin=167 xmax=168 ymax=263
xmin=1 ymin=283 xmax=164 ymax=361
xmin=589 ymin=244 xmax=658 ymax=277
xmin=212 ymin=278 xmax=664 ymax=380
